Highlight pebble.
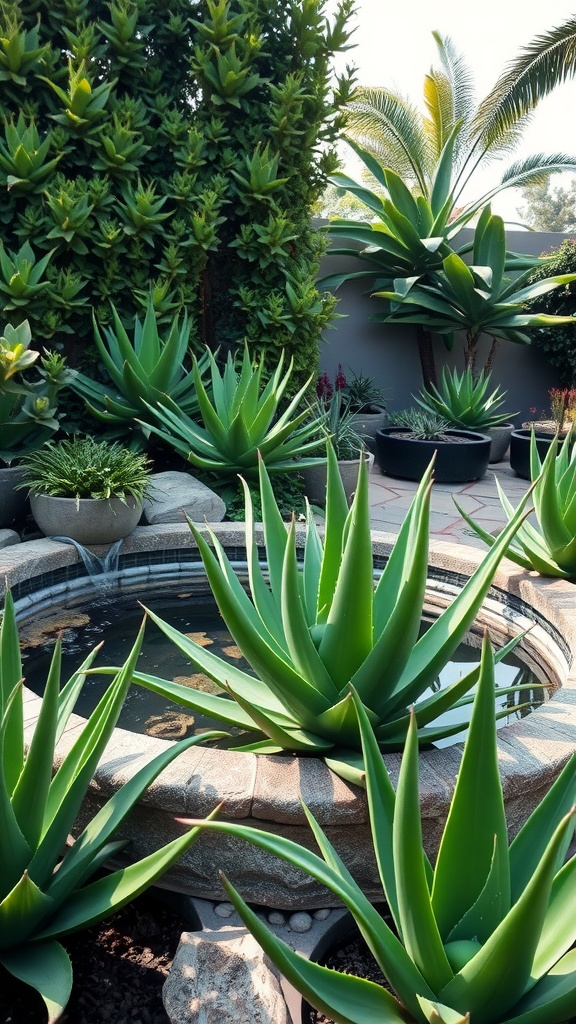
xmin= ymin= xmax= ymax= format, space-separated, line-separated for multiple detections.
xmin=288 ymin=912 xmax=312 ymax=933
xmin=214 ymin=902 xmax=235 ymax=918
xmin=313 ymin=908 xmax=331 ymax=921
xmin=268 ymin=910 xmax=286 ymax=925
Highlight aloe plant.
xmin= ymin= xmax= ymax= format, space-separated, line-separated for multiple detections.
xmin=0 ymin=591 xmax=225 ymax=1022
xmin=70 ymin=296 xmax=209 ymax=436
xmin=457 ymin=429 xmax=576 ymax=579
xmin=129 ymin=444 xmax=530 ymax=781
xmin=143 ymin=343 xmax=326 ymax=479
xmin=416 ymin=367 xmax=514 ymax=430
xmin=190 ymin=634 xmax=576 ymax=1024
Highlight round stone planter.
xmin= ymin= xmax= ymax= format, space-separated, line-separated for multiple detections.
xmin=0 ymin=465 xmax=28 ymax=529
xmin=6 ymin=523 xmax=576 ymax=910
xmin=30 ymin=493 xmax=142 ymax=544
xmin=375 ymin=427 xmax=491 ymax=483
xmin=509 ymin=428 xmax=574 ymax=480
xmin=350 ymin=408 xmax=387 ymax=454
xmin=301 ymin=451 xmax=374 ymax=506
xmin=487 ymin=423 xmax=514 ymax=464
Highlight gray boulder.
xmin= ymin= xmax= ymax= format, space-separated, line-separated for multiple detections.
xmin=142 ymin=471 xmax=225 ymax=525
xmin=163 ymin=929 xmax=292 ymax=1024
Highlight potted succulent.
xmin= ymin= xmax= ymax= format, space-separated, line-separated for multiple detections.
xmin=415 ymin=366 xmax=516 ymax=463
xmin=376 ymin=408 xmax=491 ymax=483
xmin=19 ymin=436 xmax=151 ymax=544
xmin=342 ymin=367 xmax=388 ymax=451
xmin=511 ymin=388 xmax=576 ymax=478
xmin=0 ymin=320 xmax=70 ymax=528
xmin=301 ymin=372 xmax=371 ymax=505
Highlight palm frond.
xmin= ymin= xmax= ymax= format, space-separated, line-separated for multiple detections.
xmin=499 ymin=152 xmax=576 ymax=189
xmin=423 ymin=71 xmax=455 ymax=162
xmin=474 ymin=17 xmax=576 ymax=142
xmin=344 ymin=86 xmax=431 ymax=193
xmin=432 ymin=32 xmax=476 ymax=129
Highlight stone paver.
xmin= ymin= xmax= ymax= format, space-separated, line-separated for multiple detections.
xmin=369 ymin=460 xmax=529 ymax=540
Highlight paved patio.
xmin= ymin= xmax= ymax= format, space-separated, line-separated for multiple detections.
xmin=368 ymin=460 xmax=531 ymax=546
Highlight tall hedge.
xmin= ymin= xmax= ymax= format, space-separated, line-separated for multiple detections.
xmin=527 ymin=239 xmax=576 ymax=387
xmin=0 ymin=0 xmax=355 ymax=381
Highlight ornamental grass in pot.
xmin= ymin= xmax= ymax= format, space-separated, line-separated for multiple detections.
xmin=19 ymin=436 xmax=151 ymax=544
xmin=376 ymin=409 xmax=491 ymax=483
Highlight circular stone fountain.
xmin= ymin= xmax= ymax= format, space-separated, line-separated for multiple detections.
xmin=4 ymin=521 xmax=575 ymax=908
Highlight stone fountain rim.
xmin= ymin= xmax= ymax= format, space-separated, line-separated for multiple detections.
xmin=6 ymin=520 xmax=576 ymax=833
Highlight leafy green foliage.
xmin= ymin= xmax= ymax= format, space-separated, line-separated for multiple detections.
xmin=375 ymin=207 xmax=576 ymax=374
xmin=191 ymin=635 xmax=576 ymax=1024
xmin=458 ymin=429 xmax=576 ymax=579
xmin=526 ymin=239 xmax=576 ymax=387
xmin=70 ymin=296 xmax=210 ymax=438
xmin=0 ymin=591 xmax=225 ymax=1022
xmin=144 ymin=343 xmax=326 ymax=479
xmin=19 ymin=436 xmax=151 ymax=502
xmin=0 ymin=0 xmax=355 ymax=381
xmin=130 ymin=444 xmax=530 ymax=781
xmin=0 ymin=319 xmax=70 ymax=465
xmin=416 ymin=367 xmax=513 ymax=430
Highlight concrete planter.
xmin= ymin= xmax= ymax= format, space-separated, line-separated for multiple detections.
xmin=301 ymin=451 xmax=374 ymax=506
xmin=30 ymin=493 xmax=142 ymax=544
xmin=0 ymin=465 xmax=28 ymax=529
xmin=350 ymin=408 xmax=387 ymax=453
xmin=487 ymin=423 xmax=514 ymax=464
xmin=376 ymin=427 xmax=491 ymax=483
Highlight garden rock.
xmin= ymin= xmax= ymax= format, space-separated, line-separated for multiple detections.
xmin=0 ymin=529 xmax=20 ymax=549
xmin=163 ymin=929 xmax=292 ymax=1024
xmin=142 ymin=472 xmax=225 ymax=525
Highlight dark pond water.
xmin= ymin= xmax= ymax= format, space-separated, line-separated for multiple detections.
xmin=20 ymin=583 xmax=546 ymax=745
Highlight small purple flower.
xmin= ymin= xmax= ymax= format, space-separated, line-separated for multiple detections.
xmin=316 ymin=372 xmax=333 ymax=400
xmin=335 ymin=364 xmax=347 ymax=391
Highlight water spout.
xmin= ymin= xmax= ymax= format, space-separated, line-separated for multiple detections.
xmin=52 ymin=536 xmax=123 ymax=586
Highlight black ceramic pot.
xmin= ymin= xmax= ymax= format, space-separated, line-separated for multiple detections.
xmin=375 ymin=427 xmax=491 ymax=483
xmin=509 ymin=428 xmax=573 ymax=480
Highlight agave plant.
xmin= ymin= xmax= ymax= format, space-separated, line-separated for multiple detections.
xmin=129 ymin=444 xmax=530 ymax=781
xmin=416 ymin=366 xmax=514 ymax=431
xmin=189 ymin=634 xmax=576 ymax=1024
xmin=457 ymin=429 xmax=576 ymax=579
xmin=142 ymin=343 xmax=326 ymax=480
xmin=0 ymin=591 xmax=224 ymax=1022
xmin=69 ymin=295 xmax=210 ymax=435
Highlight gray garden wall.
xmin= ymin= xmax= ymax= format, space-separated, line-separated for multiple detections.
xmin=317 ymin=227 xmax=575 ymax=424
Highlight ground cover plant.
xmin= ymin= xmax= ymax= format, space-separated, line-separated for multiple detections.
xmin=127 ymin=444 xmax=532 ymax=782
xmin=0 ymin=591 xmax=225 ymax=1022
xmin=190 ymin=633 xmax=576 ymax=1024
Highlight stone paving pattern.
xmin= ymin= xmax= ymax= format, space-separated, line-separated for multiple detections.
xmin=367 ymin=458 xmax=530 ymax=544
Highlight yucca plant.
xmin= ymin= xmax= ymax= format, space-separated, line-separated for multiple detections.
xmin=129 ymin=444 xmax=531 ymax=782
xmin=189 ymin=633 xmax=576 ymax=1024
xmin=457 ymin=428 xmax=576 ymax=579
xmin=0 ymin=591 xmax=224 ymax=1023
xmin=70 ymin=296 xmax=210 ymax=436
xmin=142 ymin=343 xmax=326 ymax=480
xmin=416 ymin=367 xmax=514 ymax=431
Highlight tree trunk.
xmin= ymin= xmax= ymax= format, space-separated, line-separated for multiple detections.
xmin=416 ymin=325 xmax=437 ymax=390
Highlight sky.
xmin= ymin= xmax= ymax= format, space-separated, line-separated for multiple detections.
xmin=326 ymin=0 xmax=576 ymax=221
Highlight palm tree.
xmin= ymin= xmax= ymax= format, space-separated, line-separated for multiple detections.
xmin=477 ymin=16 xmax=576 ymax=142
xmin=323 ymin=32 xmax=576 ymax=387
xmin=343 ymin=32 xmax=576 ymax=225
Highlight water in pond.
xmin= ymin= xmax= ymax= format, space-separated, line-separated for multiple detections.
xmin=19 ymin=581 xmax=546 ymax=746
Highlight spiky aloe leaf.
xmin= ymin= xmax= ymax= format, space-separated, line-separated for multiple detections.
xmin=0 ymin=940 xmax=72 ymax=1024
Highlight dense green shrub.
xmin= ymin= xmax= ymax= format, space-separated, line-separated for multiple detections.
xmin=527 ymin=238 xmax=576 ymax=386
xmin=0 ymin=0 xmax=355 ymax=382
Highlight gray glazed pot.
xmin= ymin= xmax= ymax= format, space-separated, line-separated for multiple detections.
xmin=301 ymin=452 xmax=374 ymax=507
xmin=487 ymin=423 xmax=514 ymax=464
xmin=0 ymin=465 xmax=28 ymax=529
xmin=30 ymin=493 xmax=142 ymax=544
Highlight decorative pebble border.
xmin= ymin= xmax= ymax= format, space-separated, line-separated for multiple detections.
xmin=3 ymin=522 xmax=575 ymax=908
